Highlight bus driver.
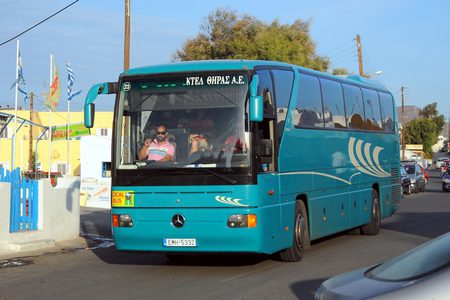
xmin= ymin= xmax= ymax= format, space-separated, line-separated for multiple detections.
xmin=139 ymin=125 xmax=175 ymax=162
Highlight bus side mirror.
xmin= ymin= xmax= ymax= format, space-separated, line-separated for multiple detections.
xmin=84 ymin=103 xmax=95 ymax=128
xmin=249 ymin=74 xmax=263 ymax=122
xmin=83 ymin=82 xmax=118 ymax=128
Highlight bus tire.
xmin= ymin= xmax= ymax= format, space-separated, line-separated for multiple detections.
xmin=361 ymin=189 xmax=381 ymax=235
xmin=279 ymin=201 xmax=310 ymax=262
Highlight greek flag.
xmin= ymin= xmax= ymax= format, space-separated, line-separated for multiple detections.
xmin=67 ymin=63 xmax=82 ymax=101
xmin=10 ymin=50 xmax=28 ymax=100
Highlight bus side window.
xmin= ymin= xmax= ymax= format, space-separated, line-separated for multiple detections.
xmin=263 ymin=88 xmax=274 ymax=117
xmin=379 ymin=92 xmax=395 ymax=133
xmin=295 ymin=73 xmax=324 ymax=128
xmin=362 ymin=88 xmax=382 ymax=131
xmin=272 ymin=69 xmax=294 ymax=139
xmin=342 ymin=83 xmax=365 ymax=130
xmin=255 ymin=69 xmax=276 ymax=172
xmin=320 ymin=78 xmax=347 ymax=129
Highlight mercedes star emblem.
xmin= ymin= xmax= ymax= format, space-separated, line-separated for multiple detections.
xmin=172 ymin=214 xmax=185 ymax=228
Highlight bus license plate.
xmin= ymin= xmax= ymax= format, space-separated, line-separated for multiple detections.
xmin=163 ymin=238 xmax=197 ymax=247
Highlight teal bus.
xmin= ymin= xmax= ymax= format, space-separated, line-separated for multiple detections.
xmin=84 ymin=60 xmax=400 ymax=262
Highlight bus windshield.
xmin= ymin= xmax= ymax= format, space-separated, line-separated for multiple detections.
xmin=115 ymin=72 xmax=251 ymax=173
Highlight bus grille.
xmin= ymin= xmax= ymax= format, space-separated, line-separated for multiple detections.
xmin=391 ymin=167 xmax=401 ymax=206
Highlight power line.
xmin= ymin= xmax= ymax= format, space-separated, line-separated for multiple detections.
xmin=0 ymin=0 xmax=79 ymax=47
xmin=329 ymin=50 xmax=358 ymax=63
xmin=327 ymin=45 xmax=357 ymax=60
xmin=322 ymin=39 xmax=355 ymax=56
xmin=331 ymin=54 xmax=358 ymax=67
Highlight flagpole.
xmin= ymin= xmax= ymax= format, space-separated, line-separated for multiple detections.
xmin=11 ymin=40 xmax=19 ymax=171
xmin=48 ymin=54 xmax=53 ymax=179
xmin=67 ymin=79 xmax=70 ymax=176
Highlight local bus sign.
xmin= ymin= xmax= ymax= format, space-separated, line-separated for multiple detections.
xmin=51 ymin=122 xmax=90 ymax=141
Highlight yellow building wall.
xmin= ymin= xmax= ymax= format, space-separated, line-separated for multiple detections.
xmin=0 ymin=109 xmax=113 ymax=175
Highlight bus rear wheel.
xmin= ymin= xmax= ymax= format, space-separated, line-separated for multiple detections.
xmin=279 ymin=201 xmax=310 ymax=262
xmin=361 ymin=189 xmax=381 ymax=235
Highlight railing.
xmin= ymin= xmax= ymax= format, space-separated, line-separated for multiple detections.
xmin=0 ymin=167 xmax=38 ymax=232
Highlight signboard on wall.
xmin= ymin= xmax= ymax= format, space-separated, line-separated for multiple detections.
xmin=52 ymin=122 xmax=90 ymax=141
xmin=80 ymin=178 xmax=111 ymax=208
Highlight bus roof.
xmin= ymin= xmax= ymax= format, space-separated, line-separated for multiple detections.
xmin=123 ymin=60 xmax=389 ymax=92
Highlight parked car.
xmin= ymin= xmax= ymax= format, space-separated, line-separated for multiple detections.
xmin=440 ymin=159 xmax=450 ymax=177
xmin=401 ymin=161 xmax=426 ymax=193
xmin=315 ymin=232 xmax=450 ymax=299
xmin=436 ymin=157 xmax=448 ymax=169
xmin=400 ymin=166 xmax=412 ymax=195
xmin=442 ymin=169 xmax=450 ymax=192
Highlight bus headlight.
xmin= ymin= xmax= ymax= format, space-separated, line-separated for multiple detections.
xmin=227 ymin=214 xmax=257 ymax=228
xmin=112 ymin=214 xmax=134 ymax=227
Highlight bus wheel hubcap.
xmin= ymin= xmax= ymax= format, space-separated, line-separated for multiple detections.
xmin=295 ymin=214 xmax=305 ymax=250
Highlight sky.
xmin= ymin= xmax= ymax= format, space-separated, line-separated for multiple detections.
xmin=0 ymin=0 xmax=449 ymax=120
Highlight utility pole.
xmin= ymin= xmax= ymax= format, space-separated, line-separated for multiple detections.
xmin=123 ymin=0 xmax=131 ymax=163
xmin=401 ymin=87 xmax=406 ymax=160
xmin=356 ymin=34 xmax=365 ymax=77
xmin=124 ymin=0 xmax=130 ymax=71
xmin=28 ymin=92 xmax=34 ymax=170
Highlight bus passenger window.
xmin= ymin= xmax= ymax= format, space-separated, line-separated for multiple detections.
xmin=320 ymin=78 xmax=347 ymax=129
xmin=295 ymin=73 xmax=324 ymax=128
xmin=379 ymin=92 xmax=395 ymax=132
xmin=272 ymin=69 xmax=294 ymax=138
xmin=343 ymin=84 xmax=365 ymax=130
xmin=362 ymin=88 xmax=382 ymax=131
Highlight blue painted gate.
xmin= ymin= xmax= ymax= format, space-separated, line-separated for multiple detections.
xmin=0 ymin=167 xmax=38 ymax=232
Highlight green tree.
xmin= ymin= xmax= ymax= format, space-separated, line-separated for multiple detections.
xmin=332 ymin=68 xmax=350 ymax=75
xmin=418 ymin=102 xmax=445 ymax=136
xmin=404 ymin=102 xmax=445 ymax=155
xmin=405 ymin=118 xmax=438 ymax=155
xmin=173 ymin=8 xmax=329 ymax=71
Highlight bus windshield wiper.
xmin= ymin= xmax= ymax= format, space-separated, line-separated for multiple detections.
xmin=195 ymin=168 xmax=237 ymax=185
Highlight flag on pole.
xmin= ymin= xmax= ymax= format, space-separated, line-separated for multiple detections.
xmin=10 ymin=50 xmax=28 ymax=101
xmin=67 ymin=63 xmax=82 ymax=101
xmin=45 ymin=57 xmax=61 ymax=110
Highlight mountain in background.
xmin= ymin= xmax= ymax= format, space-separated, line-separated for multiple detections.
xmin=396 ymin=105 xmax=421 ymax=125
xmin=396 ymin=105 xmax=449 ymax=139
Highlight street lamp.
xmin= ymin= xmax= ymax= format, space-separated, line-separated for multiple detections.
xmin=365 ymin=70 xmax=383 ymax=78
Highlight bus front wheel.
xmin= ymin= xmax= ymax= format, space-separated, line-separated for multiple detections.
xmin=361 ymin=189 xmax=381 ymax=235
xmin=279 ymin=201 xmax=310 ymax=262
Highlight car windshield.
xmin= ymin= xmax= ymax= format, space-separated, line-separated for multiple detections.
xmin=400 ymin=167 xmax=407 ymax=176
xmin=402 ymin=165 xmax=415 ymax=174
xmin=115 ymin=72 xmax=251 ymax=171
xmin=365 ymin=233 xmax=450 ymax=281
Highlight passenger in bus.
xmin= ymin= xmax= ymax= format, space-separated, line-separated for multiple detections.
xmin=349 ymin=114 xmax=364 ymax=129
xmin=222 ymin=125 xmax=246 ymax=153
xmin=186 ymin=109 xmax=215 ymax=156
xmin=138 ymin=125 xmax=175 ymax=162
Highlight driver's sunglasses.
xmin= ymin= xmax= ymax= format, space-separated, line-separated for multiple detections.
xmin=156 ymin=131 xmax=167 ymax=135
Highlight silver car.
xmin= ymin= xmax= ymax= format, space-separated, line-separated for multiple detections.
xmin=402 ymin=162 xmax=426 ymax=193
xmin=315 ymin=232 xmax=450 ymax=299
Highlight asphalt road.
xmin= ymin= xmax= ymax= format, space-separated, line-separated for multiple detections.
xmin=1 ymin=169 xmax=449 ymax=300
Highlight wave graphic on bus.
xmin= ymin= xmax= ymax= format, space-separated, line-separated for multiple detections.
xmin=348 ymin=137 xmax=390 ymax=178
xmin=280 ymin=137 xmax=390 ymax=186
xmin=215 ymin=195 xmax=248 ymax=207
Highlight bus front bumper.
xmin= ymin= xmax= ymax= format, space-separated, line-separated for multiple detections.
xmin=111 ymin=206 xmax=280 ymax=254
